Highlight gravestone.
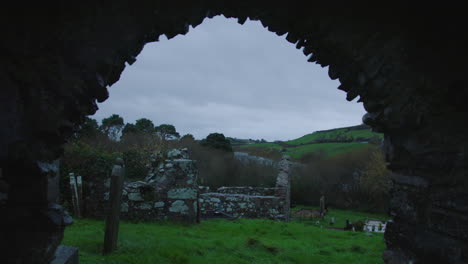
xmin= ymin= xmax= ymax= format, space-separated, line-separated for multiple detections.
xmin=103 ymin=159 xmax=125 ymax=254
xmin=50 ymin=245 xmax=79 ymax=264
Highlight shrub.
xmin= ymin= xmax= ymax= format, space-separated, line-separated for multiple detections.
xmin=123 ymin=149 xmax=150 ymax=180
xmin=290 ymin=145 xmax=391 ymax=213
xmin=59 ymin=141 xmax=121 ymax=213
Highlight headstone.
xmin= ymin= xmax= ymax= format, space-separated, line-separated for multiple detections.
xmin=50 ymin=245 xmax=79 ymax=264
xmin=103 ymin=160 xmax=125 ymax=254
xmin=319 ymin=195 xmax=325 ymax=218
xmin=69 ymin=173 xmax=80 ymax=218
xmin=76 ymin=175 xmax=83 ymax=212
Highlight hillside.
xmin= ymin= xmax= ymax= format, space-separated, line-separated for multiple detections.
xmin=235 ymin=125 xmax=383 ymax=159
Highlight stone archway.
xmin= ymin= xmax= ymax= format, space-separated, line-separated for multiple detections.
xmin=1 ymin=2 xmax=467 ymax=263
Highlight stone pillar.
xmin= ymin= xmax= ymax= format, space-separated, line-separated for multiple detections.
xmin=376 ymin=116 xmax=468 ymax=263
xmin=275 ymin=155 xmax=291 ymax=222
xmin=0 ymin=159 xmax=72 ymax=263
xmin=103 ymin=159 xmax=125 ymax=254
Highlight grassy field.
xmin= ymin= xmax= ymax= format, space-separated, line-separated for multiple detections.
xmin=285 ymin=142 xmax=370 ymax=159
xmin=237 ymin=125 xmax=383 ymax=159
xmin=285 ymin=127 xmax=382 ymax=146
xmin=63 ymin=208 xmax=388 ymax=264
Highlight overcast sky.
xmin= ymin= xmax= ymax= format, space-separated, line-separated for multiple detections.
xmin=92 ymin=16 xmax=365 ymax=141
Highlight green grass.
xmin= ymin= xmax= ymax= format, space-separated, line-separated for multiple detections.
xmin=235 ymin=125 xmax=383 ymax=159
xmin=63 ymin=208 xmax=387 ymax=264
xmin=286 ymin=128 xmax=382 ymax=146
xmin=291 ymin=206 xmax=388 ymax=225
xmin=285 ymin=142 xmax=370 ymax=158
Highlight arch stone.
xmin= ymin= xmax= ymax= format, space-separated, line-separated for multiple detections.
xmin=1 ymin=2 xmax=467 ymax=263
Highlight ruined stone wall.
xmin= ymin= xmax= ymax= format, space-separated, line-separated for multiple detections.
xmin=85 ymin=149 xmax=199 ymax=223
xmin=199 ymin=156 xmax=291 ymax=221
xmin=199 ymin=192 xmax=285 ymax=220
xmin=84 ymin=151 xmax=290 ymax=223
xmin=216 ymin=186 xmax=277 ymax=196
xmin=2 ymin=2 xmax=468 ymax=263
xmin=119 ymin=149 xmax=198 ymax=223
xmin=275 ymin=156 xmax=291 ymax=221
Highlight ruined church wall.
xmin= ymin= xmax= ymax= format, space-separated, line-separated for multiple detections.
xmin=216 ymin=186 xmax=277 ymax=196
xmin=199 ymin=192 xmax=286 ymax=220
xmin=82 ymin=151 xmax=291 ymax=222
xmin=199 ymin=156 xmax=291 ymax=221
xmin=85 ymin=148 xmax=199 ymax=223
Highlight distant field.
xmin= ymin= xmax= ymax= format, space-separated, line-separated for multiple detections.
xmin=285 ymin=142 xmax=371 ymax=158
xmin=236 ymin=125 xmax=383 ymax=159
xmin=285 ymin=127 xmax=383 ymax=146
xmin=63 ymin=208 xmax=387 ymax=264
xmin=238 ymin=142 xmax=282 ymax=149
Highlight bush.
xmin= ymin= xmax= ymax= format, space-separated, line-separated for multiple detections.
xmin=123 ymin=149 xmax=150 ymax=180
xmin=61 ymin=141 xmax=121 ymax=181
xmin=59 ymin=141 xmax=122 ymax=214
xmin=290 ymin=145 xmax=391 ymax=213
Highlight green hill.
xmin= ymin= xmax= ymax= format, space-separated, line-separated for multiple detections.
xmin=236 ymin=125 xmax=383 ymax=159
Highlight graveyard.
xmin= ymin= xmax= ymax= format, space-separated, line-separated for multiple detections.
xmin=63 ymin=208 xmax=388 ymax=264
xmin=2 ymin=3 xmax=467 ymax=263
xmin=59 ymin=146 xmax=391 ymax=263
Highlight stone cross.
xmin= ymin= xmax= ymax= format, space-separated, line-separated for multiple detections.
xmin=275 ymin=155 xmax=291 ymax=222
xmin=103 ymin=158 xmax=125 ymax=255
xmin=319 ymin=195 xmax=325 ymax=218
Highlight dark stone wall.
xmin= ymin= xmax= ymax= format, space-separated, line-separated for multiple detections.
xmin=216 ymin=186 xmax=277 ymax=196
xmin=200 ymin=155 xmax=291 ymax=221
xmin=80 ymin=149 xmax=199 ymax=223
xmin=200 ymin=193 xmax=286 ymax=220
xmin=1 ymin=2 xmax=467 ymax=263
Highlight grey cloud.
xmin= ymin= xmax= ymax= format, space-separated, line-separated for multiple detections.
xmin=94 ymin=16 xmax=365 ymax=141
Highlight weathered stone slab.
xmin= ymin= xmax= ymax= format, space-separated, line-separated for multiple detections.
xmin=167 ymin=188 xmax=197 ymax=199
xmin=50 ymin=245 xmax=79 ymax=264
xmin=169 ymin=200 xmax=189 ymax=214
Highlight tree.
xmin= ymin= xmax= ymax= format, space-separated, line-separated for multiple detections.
xmin=74 ymin=117 xmax=100 ymax=139
xmin=135 ymin=118 xmax=155 ymax=134
xmin=360 ymin=150 xmax=391 ymax=196
xmin=122 ymin=123 xmax=138 ymax=136
xmin=155 ymin=124 xmax=180 ymax=140
xmin=200 ymin=133 xmax=233 ymax=152
xmin=100 ymin=114 xmax=124 ymax=141
xmin=180 ymin=134 xmax=195 ymax=141
xmin=179 ymin=134 xmax=196 ymax=147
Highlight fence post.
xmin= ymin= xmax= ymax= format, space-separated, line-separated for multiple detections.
xmin=103 ymin=158 xmax=125 ymax=255
xmin=69 ymin=173 xmax=81 ymax=218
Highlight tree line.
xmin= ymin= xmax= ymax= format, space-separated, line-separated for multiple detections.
xmin=61 ymin=114 xmax=391 ymax=214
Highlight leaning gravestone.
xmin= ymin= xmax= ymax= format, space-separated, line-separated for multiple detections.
xmin=50 ymin=245 xmax=79 ymax=264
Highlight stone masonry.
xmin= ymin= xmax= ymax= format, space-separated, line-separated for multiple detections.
xmin=2 ymin=4 xmax=467 ymax=262
xmin=199 ymin=155 xmax=291 ymax=221
xmin=100 ymin=148 xmax=198 ymax=223
xmin=85 ymin=150 xmax=292 ymax=223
